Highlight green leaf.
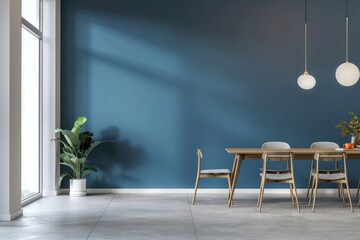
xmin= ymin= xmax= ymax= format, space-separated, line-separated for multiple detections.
xmin=53 ymin=138 xmax=75 ymax=154
xmin=70 ymin=157 xmax=81 ymax=164
xmin=62 ymin=149 xmax=77 ymax=159
xmin=55 ymin=128 xmax=63 ymax=133
xmin=56 ymin=129 xmax=81 ymax=148
xmin=60 ymin=153 xmax=72 ymax=163
xmin=84 ymin=140 xmax=109 ymax=158
xmin=71 ymin=116 xmax=87 ymax=137
xmin=58 ymin=172 xmax=72 ymax=186
xmin=60 ymin=154 xmax=77 ymax=170
xmin=83 ymin=164 xmax=97 ymax=172
xmin=78 ymin=157 xmax=86 ymax=165
xmin=60 ymin=162 xmax=76 ymax=172
xmin=82 ymin=171 xmax=100 ymax=183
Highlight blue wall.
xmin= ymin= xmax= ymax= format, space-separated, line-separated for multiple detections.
xmin=61 ymin=0 xmax=360 ymax=188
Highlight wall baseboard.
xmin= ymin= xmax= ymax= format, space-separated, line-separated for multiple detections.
xmin=0 ymin=208 xmax=23 ymax=221
xmin=58 ymin=188 xmax=359 ymax=195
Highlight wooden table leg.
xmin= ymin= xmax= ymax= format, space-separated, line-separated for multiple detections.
xmin=227 ymin=154 xmax=238 ymax=199
xmin=228 ymin=154 xmax=242 ymax=207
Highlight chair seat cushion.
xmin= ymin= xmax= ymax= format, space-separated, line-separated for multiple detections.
xmin=201 ymin=169 xmax=231 ymax=174
xmin=260 ymin=173 xmax=292 ymax=180
xmin=311 ymin=173 xmax=345 ymax=180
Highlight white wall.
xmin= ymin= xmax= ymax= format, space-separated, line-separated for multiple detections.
xmin=0 ymin=0 xmax=23 ymax=221
xmin=42 ymin=0 xmax=61 ymax=197
xmin=0 ymin=0 xmax=61 ymax=220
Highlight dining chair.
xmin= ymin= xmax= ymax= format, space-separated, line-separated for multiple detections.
xmin=258 ymin=151 xmax=300 ymax=212
xmin=306 ymin=142 xmax=343 ymax=199
xmin=258 ymin=142 xmax=295 ymax=207
xmin=308 ymin=151 xmax=353 ymax=212
xmin=192 ymin=149 xmax=232 ymax=205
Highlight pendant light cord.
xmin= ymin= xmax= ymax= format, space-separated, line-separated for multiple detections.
xmin=346 ymin=0 xmax=349 ymax=62
xmin=304 ymin=0 xmax=308 ymax=73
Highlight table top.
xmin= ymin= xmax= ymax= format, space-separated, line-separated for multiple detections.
xmin=225 ymin=148 xmax=360 ymax=159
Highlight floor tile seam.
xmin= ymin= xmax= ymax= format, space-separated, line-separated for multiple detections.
xmin=186 ymin=193 xmax=199 ymax=240
xmin=86 ymin=193 xmax=116 ymax=240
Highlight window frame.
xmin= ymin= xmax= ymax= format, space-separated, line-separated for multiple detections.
xmin=20 ymin=0 xmax=43 ymax=206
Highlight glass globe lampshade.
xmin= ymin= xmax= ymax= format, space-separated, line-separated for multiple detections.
xmin=335 ymin=62 xmax=360 ymax=87
xmin=297 ymin=73 xmax=316 ymax=90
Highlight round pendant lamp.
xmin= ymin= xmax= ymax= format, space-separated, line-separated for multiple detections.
xmin=298 ymin=0 xmax=316 ymax=90
xmin=335 ymin=0 xmax=359 ymax=87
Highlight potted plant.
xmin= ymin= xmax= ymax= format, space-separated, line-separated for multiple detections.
xmin=336 ymin=111 xmax=360 ymax=145
xmin=54 ymin=116 xmax=107 ymax=196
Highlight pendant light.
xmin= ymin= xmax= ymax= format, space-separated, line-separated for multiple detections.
xmin=335 ymin=0 xmax=359 ymax=87
xmin=298 ymin=0 xmax=316 ymax=90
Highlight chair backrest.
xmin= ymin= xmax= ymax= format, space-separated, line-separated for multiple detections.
xmin=310 ymin=141 xmax=339 ymax=149
xmin=197 ymin=149 xmax=203 ymax=159
xmin=314 ymin=151 xmax=345 ymax=162
xmin=262 ymin=152 xmax=293 ymax=162
xmin=314 ymin=151 xmax=347 ymax=175
xmin=262 ymin=151 xmax=295 ymax=175
xmin=262 ymin=142 xmax=290 ymax=149
xmin=197 ymin=149 xmax=203 ymax=173
xmin=262 ymin=142 xmax=291 ymax=168
xmin=311 ymin=142 xmax=340 ymax=165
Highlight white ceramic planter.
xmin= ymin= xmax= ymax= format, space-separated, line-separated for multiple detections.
xmin=69 ymin=179 xmax=87 ymax=197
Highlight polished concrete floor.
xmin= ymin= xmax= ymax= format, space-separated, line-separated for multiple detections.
xmin=0 ymin=192 xmax=360 ymax=240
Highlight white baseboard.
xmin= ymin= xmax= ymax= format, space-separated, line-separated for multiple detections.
xmin=0 ymin=208 xmax=23 ymax=221
xmin=59 ymin=188 xmax=359 ymax=195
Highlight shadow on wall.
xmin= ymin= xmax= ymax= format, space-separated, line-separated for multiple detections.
xmin=87 ymin=126 xmax=147 ymax=187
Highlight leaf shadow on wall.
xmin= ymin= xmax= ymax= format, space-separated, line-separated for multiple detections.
xmin=87 ymin=126 xmax=147 ymax=187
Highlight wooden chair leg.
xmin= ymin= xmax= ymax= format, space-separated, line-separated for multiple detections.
xmin=292 ymin=183 xmax=300 ymax=212
xmin=306 ymin=174 xmax=313 ymax=199
xmin=312 ymin=178 xmax=319 ymax=213
xmin=345 ymin=180 xmax=354 ymax=212
xmin=256 ymin=181 xmax=262 ymax=207
xmin=341 ymin=184 xmax=346 ymax=207
xmin=308 ymin=177 xmax=315 ymax=207
xmin=337 ymin=183 xmax=341 ymax=199
xmin=258 ymin=181 xmax=265 ymax=212
xmin=227 ymin=175 xmax=232 ymax=200
xmin=289 ymin=183 xmax=294 ymax=207
xmin=356 ymin=179 xmax=360 ymax=200
xmin=192 ymin=176 xmax=200 ymax=205
xmin=257 ymin=180 xmax=263 ymax=207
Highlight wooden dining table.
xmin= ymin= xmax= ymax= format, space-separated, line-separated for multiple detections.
xmin=226 ymin=148 xmax=360 ymax=207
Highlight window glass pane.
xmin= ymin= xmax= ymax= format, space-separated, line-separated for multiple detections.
xmin=22 ymin=0 xmax=40 ymax=28
xmin=21 ymin=28 xmax=40 ymax=200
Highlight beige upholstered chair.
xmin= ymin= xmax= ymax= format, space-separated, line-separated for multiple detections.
xmin=259 ymin=142 xmax=295 ymax=206
xmin=306 ymin=142 xmax=343 ymax=199
xmin=192 ymin=149 xmax=232 ymax=205
xmin=308 ymin=152 xmax=353 ymax=212
xmin=257 ymin=151 xmax=300 ymax=212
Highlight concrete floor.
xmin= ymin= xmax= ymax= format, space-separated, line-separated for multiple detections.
xmin=0 ymin=193 xmax=359 ymax=240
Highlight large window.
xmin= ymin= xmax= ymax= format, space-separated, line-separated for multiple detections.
xmin=21 ymin=0 xmax=42 ymax=202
